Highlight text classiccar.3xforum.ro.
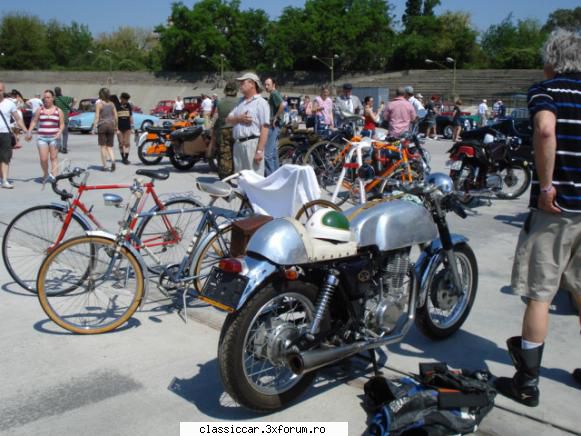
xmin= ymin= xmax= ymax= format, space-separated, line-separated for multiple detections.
xmin=197 ymin=424 xmax=328 ymax=434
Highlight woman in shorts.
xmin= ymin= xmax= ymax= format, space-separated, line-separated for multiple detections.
xmin=93 ymin=88 xmax=118 ymax=171
xmin=26 ymin=90 xmax=64 ymax=182
xmin=451 ymin=99 xmax=463 ymax=142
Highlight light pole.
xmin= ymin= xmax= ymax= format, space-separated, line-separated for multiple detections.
xmin=312 ymin=54 xmax=339 ymax=95
xmin=88 ymin=49 xmax=114 ymax=86
xmin=201 ymin=54 xmax=227 ymax=88
xmin=426 ymin=57 xmax=457 ymax=100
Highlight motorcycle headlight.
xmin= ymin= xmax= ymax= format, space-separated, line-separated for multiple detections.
xmin=426 ymin=172 xmax=454 ymax=194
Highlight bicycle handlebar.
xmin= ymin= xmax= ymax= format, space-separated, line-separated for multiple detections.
xmin=51 ymin=167 xmax=86 ymax=200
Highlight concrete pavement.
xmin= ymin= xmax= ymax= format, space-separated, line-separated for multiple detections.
xmin=0 ymin=133 xmax=579 ymax=436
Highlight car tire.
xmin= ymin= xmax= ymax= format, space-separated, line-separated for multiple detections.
xmin=443 ymin=125 xmax=454 ymax=139
xmin=141 ymin=120 xmax=154 ymax=130
xmin=81 ymin=129 xmax=91 ymax=134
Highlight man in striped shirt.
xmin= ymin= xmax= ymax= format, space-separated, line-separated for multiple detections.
xmin=496 ymin=29 xmax=581 ymax=406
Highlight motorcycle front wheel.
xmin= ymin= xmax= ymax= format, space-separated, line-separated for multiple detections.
xmin=495 ymin=163 xmax=531 ymax=199
xmin=415 ymin=243 xmax=478 ymax=339
xmin=218 ymin=281 xmax=319 ymax=412
xmin=137 ymin=140 xmax=164 ymax=165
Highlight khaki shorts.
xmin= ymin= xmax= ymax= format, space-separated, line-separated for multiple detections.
xmin=233 ymin=138 xmax=265 ymax=176
xmin=511 ymin=209 xmax=581 ymax=301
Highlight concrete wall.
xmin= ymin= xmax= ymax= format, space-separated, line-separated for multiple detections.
xmin=0 ymin=69 xmax=543 ymax=112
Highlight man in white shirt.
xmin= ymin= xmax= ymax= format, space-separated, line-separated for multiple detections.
xmin=404 ymin=86 xmax=425 ymax=116
xmin=27 ymin=94 xmax=43 ymax=116
xmin=478 ymin=99 xmax=489 ymax=127
xmin=226 ymin=73 xmax=270 ymax=175
xmin=0 ymin=82 xmax=29 ymax=188
xmin=173 ymin=96 xmax=184 ymax=119
xmin=201 ymin=94 xmax=213 ymax=128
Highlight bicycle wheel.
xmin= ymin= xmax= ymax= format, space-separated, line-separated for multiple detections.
xmin=135 ymin=197 xmax=204 ymax=274
xmin=2 ymin=204 xmax=90 ymax=293
xmin=37 ymin=236 xmax=144 ymax=334
xmin=137 ymin=140 xmax=164 ymax=165
xmin=294 ymin=199 xmax=342 ymax=224
xmin=303 ymin=140 xmax=346 ymax=194
xmin=191 ymin=224 xmax=232 ymax=293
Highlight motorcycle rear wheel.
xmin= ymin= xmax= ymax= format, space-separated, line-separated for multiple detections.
xmin=168 ymin=148 xmax=197 ymax=170
xmin=218 ymin=281 xmax=319 ymax=412
xmin=415 ymin=243 xmax=478 ymax=339
xmin=495 ymin=163 xmax=531 ymax=199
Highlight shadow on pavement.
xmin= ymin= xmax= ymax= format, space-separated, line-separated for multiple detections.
xmin=168 ymin=354 xmax=386 ymax=419
xmin=2 ymin=282 xmax=37 ymax=297
xmin=494 ymin=212 xmax=528 ymax=229
xmin=32 ymin=316 xmax=141 ymax=335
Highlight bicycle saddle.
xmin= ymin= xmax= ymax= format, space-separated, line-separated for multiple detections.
xmin=196 ymin=179 xmax=233 ymax=198
xmin=135 ymin=169 xmax=170 ymax=180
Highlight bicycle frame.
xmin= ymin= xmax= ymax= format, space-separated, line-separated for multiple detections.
xmin=331 ymin=138 xmax=416 ymax=205
xmin=48 ymin=173 xmax=167 ymax=251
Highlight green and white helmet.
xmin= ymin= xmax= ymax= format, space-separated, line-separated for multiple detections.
xmin=305 ymin=209 xmax=352 ymax=242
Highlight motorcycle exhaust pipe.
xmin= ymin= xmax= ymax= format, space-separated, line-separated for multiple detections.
xmin=287 ymin=342 xmax=368 ymax=375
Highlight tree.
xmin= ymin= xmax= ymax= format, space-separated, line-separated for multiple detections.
xmin=481 ymin=15 xmax=547 ymax=68
xmin=0 ymin=14 xmax=53 ymax=69
xmin=391 ymin=11 xmax=478 ymax=69
xmin=543 ymin=7 xmax=581 ymax=32
xmin=422 ymin=0 xmax=440 ymax=16
xmin=45 ymin=21 xmax=93 ymax=69
xmin=402 ymin=0 xmax=422 ymax=27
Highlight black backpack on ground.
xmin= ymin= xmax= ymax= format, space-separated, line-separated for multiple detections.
xmin=364 ymin=362 xmax=496 ymax=436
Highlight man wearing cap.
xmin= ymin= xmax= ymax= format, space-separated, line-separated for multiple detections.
xmin=334 ymin=83 xmax=363 ymax=127
xmin=478 ymin=99 xmax=489 ymax=127
xmin=226 ymin=72 xmax=270 ymax=176
xmin=404 ymin=86 xmax=424 ymax=115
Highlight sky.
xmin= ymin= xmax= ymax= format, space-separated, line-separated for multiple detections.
xmin=0 ymin=0 xmax=579 ymax=34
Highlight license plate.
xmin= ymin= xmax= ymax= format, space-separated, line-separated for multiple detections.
xmin=445 ymin=160 xmax=463 ymax=170
xmin=200 ymin=267 xmax=249 ymax=311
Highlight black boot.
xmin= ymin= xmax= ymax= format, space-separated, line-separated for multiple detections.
xmin=573 ymin=369 xmax=581 ymax=384
xmin=495 ymin=336 xmax=544 ymax=407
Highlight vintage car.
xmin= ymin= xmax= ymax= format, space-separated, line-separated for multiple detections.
xmin=68 ymin=111 xmax=160 ymax=133
xmin=150 ymin=100 xmax=175 ymax=118
xmin=183 ymin=96 xmax=201 ymax=115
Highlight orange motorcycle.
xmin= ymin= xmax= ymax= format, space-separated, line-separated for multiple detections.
xmin=136 ymin=120 xmax=192 ymax=165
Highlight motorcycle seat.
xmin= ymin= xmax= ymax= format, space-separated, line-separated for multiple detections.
xmin=289 ymin=218 xmax=358 ymax=263
xmin=196 ymin=179 xmax=233 ymax=198
xmin=145 ymin=126 xmax=169 ymax=134
xmin=135 ymin=169 xmax=170 ymax=181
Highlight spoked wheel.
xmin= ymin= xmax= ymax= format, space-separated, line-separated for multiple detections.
xmin=219 ymin=282 xmax=318 ymax=411
xmin=168 ymin=148 xmax=197 ymax=170
xmin=2 ymin=205 xmax=90 ymax=293
xmin=137 ymin=140 xmax=165 ymax=165
xmin=415 ymin=243 xmax=478 ymax=339
xmin=36 ymin=236 xmax=144 ymax=334
xmin=450 ymin=166 xmax=475 ymax=205
xmin=135 ymin=198 xmax=204 ymax=274
xmin=303 ymin=140 xmax=346 ymax=194
xmin=191 ymin=224 xmax=232 ymax=292
xmin=495 ymin=163 xmax=531 ymax=199
xmin=278 ymin=142 xmax=297 ymax=166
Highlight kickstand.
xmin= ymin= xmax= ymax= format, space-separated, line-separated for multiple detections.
xmin=369 ymin=349 xmax=383 ymax=376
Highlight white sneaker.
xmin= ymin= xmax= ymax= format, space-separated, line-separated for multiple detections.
xmin=2 ymin=180 xmax=14 ymax=189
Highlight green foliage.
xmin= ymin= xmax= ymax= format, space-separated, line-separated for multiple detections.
xmin=392 ymin=12 xmax=478 ymax=69
xmin=543 ymin=7 xmax=581 ymax=32
xmin=0 ymin=3 xmax=574 ymax=73
xmin=481 ymin=15 xmax=547 ymax=68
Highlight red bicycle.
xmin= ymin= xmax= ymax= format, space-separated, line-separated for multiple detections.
xmin=2 ymin=167 xmax=203 ymax=293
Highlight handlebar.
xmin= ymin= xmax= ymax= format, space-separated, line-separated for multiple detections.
xmin=51 ymin=167 xmax=86 ymax=200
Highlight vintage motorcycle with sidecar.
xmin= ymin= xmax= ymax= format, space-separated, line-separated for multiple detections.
xmin=201 ymin=173 xmax=478 ymax=411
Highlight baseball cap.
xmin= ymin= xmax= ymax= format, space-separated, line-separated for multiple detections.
xmin=416 ymin=93 xmax=423 ymax=99
xmin=236 ymin=72 xmax=262 ymax=91
xmin=404 ymin=86 xmax=414 ymax=95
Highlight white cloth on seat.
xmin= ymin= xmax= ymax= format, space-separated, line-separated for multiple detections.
xmin=238 ymin=164 xmax=321 ymax=218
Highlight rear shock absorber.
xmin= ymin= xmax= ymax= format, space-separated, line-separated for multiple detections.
xmin=309 ymin=269 xmax=340 ymax=336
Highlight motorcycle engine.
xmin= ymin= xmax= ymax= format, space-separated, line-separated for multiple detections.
xmin=364 ymin=248 xmax=411 ymax=336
